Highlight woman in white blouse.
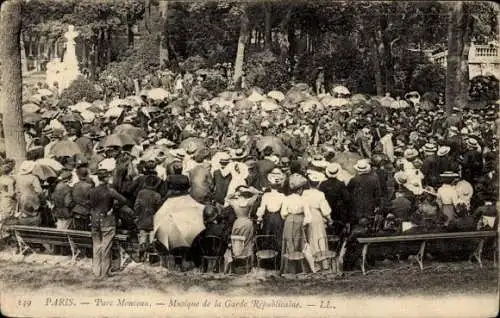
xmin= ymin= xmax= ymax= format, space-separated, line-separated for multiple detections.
xmin=303 ymin=170 xmax=333 ymax=271
xmin=256 ymin=168 xmax=286 ymax=251
xmin=280 ymin=173 xmax=311 ymax=261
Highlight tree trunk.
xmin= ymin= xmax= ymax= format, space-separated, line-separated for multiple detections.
xmin=370 ymin=34 xmax=384 ymax=96
xmin=264 ymin=2 xmax=272 ymax=50
xmin=445 ymin=1 xmax=472 ymax=113
xmin=0 ymin=0 xmax=27 ymax=165
xmin=127 ymin=23 xmax=134 ymax=47
xmin=144 ymin=0 xmax=152 ymax=34
xmin=20 ymin=35 xmax=28 ymax=74
xmin=106 ymin=28 xmax=112 ymax=64
xmin=233 ymin=4 xmax=249 ymax=87
xmin=159 ymin=0 xmax=169 ymax=67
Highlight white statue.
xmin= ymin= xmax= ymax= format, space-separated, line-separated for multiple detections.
xmin=46 ymin=25 xmax=81 ymax=94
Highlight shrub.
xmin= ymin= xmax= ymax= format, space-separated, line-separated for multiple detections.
xmin=245 ymin=50 xmax=290 ymax=92
xmin=469 ymin=75 xmax=499 ymax=101
xmin=60 ymin=76 xmax=101 ymax=104
xmin=409 ymin=63 xmax=446 ymax=95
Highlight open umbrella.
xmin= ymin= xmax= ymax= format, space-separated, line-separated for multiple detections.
xmin=179 ymin=137 xmax=205 ymax=152
xmin=80 ymin=110 xmax=96 ymax=123
xmin=23 ymin=112 xmax=42 ymax=124
xmin=35 ymin=158 xmax=63 ymax=171
xmin=300 ymin=98 xmax=324 ymax=113
xmin=109 ymin=98 xmax=133 ymax=108
xmin=210 ymin=96 xmax=234 ymax=108
xmin=50 ymin=140 xmax=82 ymax=157
xmin=92 ymin=100 xmax=107 ymax=110
xmin=260 ymin=99 xmax=279 ymax=112
xmin=247 ymin=90 xmax=266 ymax=103
xmin=267 ymin=90 xmax=285 ymax=102
xmin=103 ymin=107 xmax=124 ymax=118
xmin=103 ymin=133 xmax=137 ymax=148
xmin=22 ymin=103 xmax=40 ymax=113
xmin=41 ymin=109 xmax=59 ymax=119
xmin=332 ymin=85 xmax=350 ymax=95
xmin=321 ymin=96 xmax=349 ymax=108
xmin=29 ymin=94 xmax=43 ymax=104
xmin=380 ymin=95 xmax=396 ymax=107
xmin=154 ymin=195 xmax=205 ymax=250
xmin=390 ymin=99 xmax=410 ymax=109
xmin=256 ymin=136 xmax=291 ymax=157
xmin=32 ymin=164 xmax=57 ymax=180
xmin=333 ymin=152 xmax=362 ymax=176
xmin=147 ymin=88 xmax=169 ymax=100
xmin=85 ymin=105 xmax=104 ymax=114
xmin=59 ymin=112 xmax=83 ymax=123
xmin=234 ymin=99 xmax=255 ymax=110
xmin=114 ymin=124 xmax=146 ymax=142
xmin=37 ymin=88 xmax=54 ymax=97
xmin=141 ymin=146 xmax=170 ymax=162
xmin=284 ymin=90 xmax=309 ymax=104
xmin=126 ymin=95 xmax=144 ymax=106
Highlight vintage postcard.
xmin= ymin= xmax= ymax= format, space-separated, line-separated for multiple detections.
xmin=0 ymin=0 xmax=499 ymax=317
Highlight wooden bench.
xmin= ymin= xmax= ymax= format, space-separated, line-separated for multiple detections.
xmin=356 ymin=231 xmax=497 ymax=275
xmin=4 ymin=225 xmax=132 ymax=268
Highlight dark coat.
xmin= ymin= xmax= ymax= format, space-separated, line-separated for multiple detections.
xmin=89 ymin=184 xmax=128 ymax=229
xmin=213 ymin=170 xmax=232 ymax=205
xmin=189 ymin=163 xmax=214 ymax=204
xmin=387 ymin=196 xmax=412 ymax=221
xmin=165 ymin=174 xmax=190 ymax=197
xmin=127 ymin=173 xmax=164 ymax=200
xmin=72 ymin=179 xmax=94 ymax=217
xmin=422 ymin=154 xmax=441 ymax=187
xmin=445 ymin=135 xmax=463 ymax=158
xmin=255 ymin=159 xmax=276 ymax=190
xmin=134 ymin=188 xmax=162 ymax=231
xmin=461 ymin=150 xmax=483 ymax=182
xmin=319 ymin=177 xmax=351 ymax=223
xmin=75 ymin=136 xmax=93 ymax=159
xmin=51 ymin=182 xmax=74 ymax=219
xmin=438 ymin=155 xmax=460 ymax=174
xmin=347 ymin=173 xmax=382 ymax=221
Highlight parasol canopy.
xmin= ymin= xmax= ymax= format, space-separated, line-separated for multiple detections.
xmin=179 ymin=137 xmax=205 ymax=152
xmin=37 ymin=88 xmax=54 ymax=97
xmin=256 ymin=136 xmax=291 ymax=157
xmin=29 ymin=94 xmax=43 ymax=104
xmin=80 ymin=110 xmax=96 ymax=123
xmin=109 ymin=98 xmax=133 ymax=108
xmin=321 ymin=96 xmax=349 ymax=108
xmin=332 ymin=85 xmax=350 ymax=95
xmin=267 ymin=90 xmax=285 ymax=102
xmin=41 ymin=109 xmax=59 ymax=119
xmin=141 ymin=146 xmax=170 ymax=162
xmin=113 ymin=124 xmax=147 ymax=142
xmin=50 ymin=140 xmax=82 ymax=157
xmin=154 ymin=195 xmax=205 ymax=250
xmin=247 ymin=90 xmax=266 ymax=103
xmin=32 ymin=163 xmax=58 ymax=180
xmin=147 ymin=88 xmax=170 ymax=100
xmin=23 ymin=112 xmax=42 ymax=124
xmin=35 ymin=158 xmax=64 ymax=171
xmin=103 ymin=107 xmax=124 ymax=118
xmin=300 ymin=98 xmax=324 ymax=113
xmin=390 ymin=99 xmax=410 ymax=109
xmin=22 ymin=103 xmax=40 ymax=113
xmin=103 ymin=133 xmax=137 ymax=148
xmin=126 ymin=95 xmax=144 ymax=106
xmin=260 ymin=99 xmax=280 ymax=112
xmin=59 ymin=112 xmax=84 ymax=123
xmin=380 ymin=95 xmax=396 ymax=107
xmin=92 ymin=100 xmax=107 ymax=110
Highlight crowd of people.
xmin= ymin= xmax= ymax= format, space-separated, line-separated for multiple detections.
xmin=0 ymin=65 xmax=498 ymax=277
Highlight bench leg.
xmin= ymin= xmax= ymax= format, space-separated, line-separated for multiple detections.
xmin=67 ymin=235 xmax=81 ymax=263
xmin=361 ymin=243 xmax=369 ymax=275
xmin=337 ymin=240 xmax=347 ymax=275
xmin=416 ymin=241 xmax=426 ymax=271
xmin=14 ymin=231 xmax=33 ymax=256
xmin=470 ymin=239 xmax=485 ymax=268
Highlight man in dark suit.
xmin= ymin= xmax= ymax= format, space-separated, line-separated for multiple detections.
xmin=72 ymin=166 xmax=94 ymax=231
xmin=89 ymin=169 xmax=130 ymax=277
xmin=421 ymin=143 xmax=440 ymax=188
xmin=347 ymin=160 xmax=382 ymax=224
xmin=319 ymin=163 xmax=352 ymax=233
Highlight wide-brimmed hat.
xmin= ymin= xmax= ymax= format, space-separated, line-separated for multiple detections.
xmin=19 ymin=160 xmax=36 ymax=175
xmin=353 ymin=159 xmax=371 ymax=174
xmin=218 ymin=152 xmax=231 ymax=166
xmin=230 ymin=148 xmax=246 ymax=161
xmin=156 ymin=138 xmax=176 ymax=147
xmin=437 ymin=146 xmax=450 ymax=157
xmin=404 ymin=148 xmax=419 ymax=160
xmin=58 ymin=170 xmax=73 ymax=181
xmin=170 ymin=148 xmax=186 ymax=160
xmin=310 ymin=154 xmax=328 ymax=169
xmin=325 ymin=163 xmax=341 ymax=178
xmin=265 ymin=155 xmax=280 ymax=165
xmin=466 ymin=138 xmax=479 ymax=148
xmin=306 ymin=169 xmax=326 ymax=183
xmin=394 ymin=171 xmax=408 ymax=185
xmin=440 ymin=171 xmax=460 ymax=180
xmin=449 ymin=126 xmax=459 ymax=134
xmin=97 ymin=158 xmax=116 ymax=172
xmin=422 ymin=143 xmax=437 ymax=153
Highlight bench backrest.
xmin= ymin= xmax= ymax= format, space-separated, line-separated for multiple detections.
xmin=357 ymin=231 xmax=497 ymax=244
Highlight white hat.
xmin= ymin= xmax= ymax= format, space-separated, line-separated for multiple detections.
xmin=353 ymin=159 xmax=371 ymax=174
xmin=170 ymin=148 xmax=187 ymax=160
xmin=156 ymin=138 xmax=176 ymax=147
xmin=404 ymin=148 xmax=419 ymax=160
xmin=265 ymin=155 xmax=280 ymax=165
xmin=97 ymin=158 xmax=116 ymax=172
xmin=325 ymin=163 xmax=341 ymax=178
xmin=307 ymin=169 xmax=327 ymax=183
xmin=19 ymin=160 xmax=36 ymax=175
xmin=466 ymin=138 xmax=479 ymax=148
xmin=437 ymin=146 xmax=451 ymax=157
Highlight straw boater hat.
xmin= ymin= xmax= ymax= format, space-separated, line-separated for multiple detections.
xmin=230 ymin=148 xmax=246 ymax=161
xmin=437 ymin=146 xmax=451 ymax=157
xmin=422 ymin=143 xmax=437 ymax=153
xmin=306 ymin=169 xmax=327 ymax=183
xmin=449 ymin=126 xmax=459 ymax=134
xmin=218 ymin=152 xmax=231 ymax=166
xmin=353 ymin=159 xmax=371 ymax=175
xmin=394 ymin=171 xmax=408 ymax=185
xmin=310 ymin=154 xmax=328 ymax=169
xmin=325 ymin=163 xmax=341 ymax=178
xmin=170 ymin=148 xmax=187 ymax=161
xmin=19 ymin=160 xmax=36 ymax=175
xmin=403 ymin=148 xmax=419 ymax=160
xmin=466 ymin=138 xmax=479 ymax=149
xmin=440 ymin=171 xmax=460 ymax=181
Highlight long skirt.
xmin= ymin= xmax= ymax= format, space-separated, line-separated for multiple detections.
xmin=262 ymin=212 xmax=284 ymax=251
xmin=306 ymin=209 xmax=329 ymax=270
xmin=92 ymin=226 xmax=115 ymax=278
xmin=282 ymin=214 xmax=305 ymax=254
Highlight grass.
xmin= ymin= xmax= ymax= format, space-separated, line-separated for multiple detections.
xmin=0 ymin=249 xmax=497 ymax=297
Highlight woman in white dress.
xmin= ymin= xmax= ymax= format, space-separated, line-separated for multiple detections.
xmin=302 ymin=170 xmax=333 ymax=271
